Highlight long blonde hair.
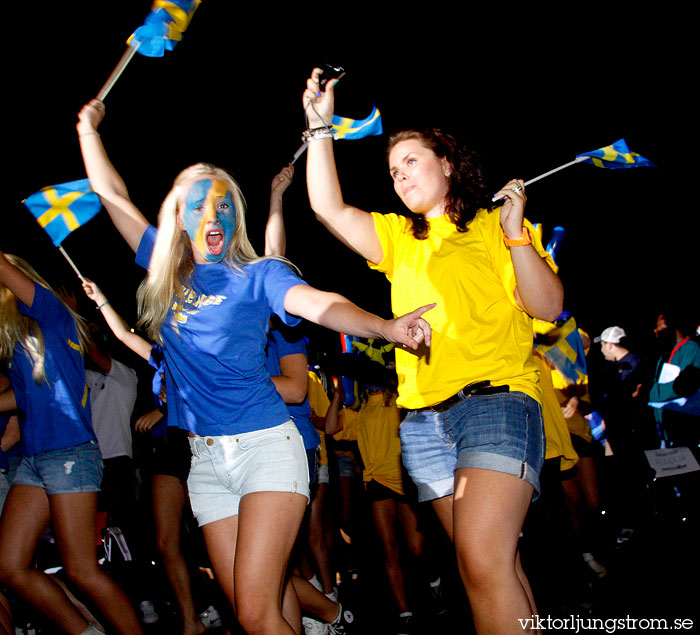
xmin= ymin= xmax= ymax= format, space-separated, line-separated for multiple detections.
xmin=137 ymin=163 xmax=279 ymax=342
xmin=0 ymin=255 xmax=89 ymax=384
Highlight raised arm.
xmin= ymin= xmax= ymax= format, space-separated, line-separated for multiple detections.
xmin=82 ymin=278 xmax=152 ymax=361
xmin=284 ymin=284 xmax=433 ymax=351
xmin=76 ymin=100 xmax=148 ymax=252
xmin=302 ymin=68 xmax=383 ymax=264
xmin=0 ymin=251 xmax=35 ymax=308
xmin=324 ymin=379 xmax=344 ymax=436
xmin=265 ymin=165 xmax=294 ymax=257
xmin=495 ymin=180 xmax=564 ymax=321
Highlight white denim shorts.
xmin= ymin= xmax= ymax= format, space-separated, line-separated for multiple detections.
xmin=187 ymin=421 xmax=310 ymax=526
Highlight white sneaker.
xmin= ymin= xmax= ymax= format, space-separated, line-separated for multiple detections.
xmin=139 ymin=600 xmax=159 ymax=625
xmin=303 ymin=616 xmax=329 ymax=634
xmin=199 ymin=605 xmax=222 ymax=629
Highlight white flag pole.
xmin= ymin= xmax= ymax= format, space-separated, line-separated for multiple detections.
xmin=97 ymin=42 xmax=140 ymax=101
xmin=492 ymin=155 xmax=588 ymax=202
xmin=58 ymin=246 xmax=86 ymax=282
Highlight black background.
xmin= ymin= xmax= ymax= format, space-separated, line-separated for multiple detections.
xmin=3 ymin=2 xmax=695 ymax=356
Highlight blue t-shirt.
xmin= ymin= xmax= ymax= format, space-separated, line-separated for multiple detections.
xmin=9 ymin=284 xmax=95 ymax=455
xmin=265 ymin=328 xmax=320 ymax=450
xmin=136 ymin=225 xmax=308 ymax=436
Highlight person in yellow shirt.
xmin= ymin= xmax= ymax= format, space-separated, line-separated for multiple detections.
xmin=302 ymin=67 xmax=564 ymax=633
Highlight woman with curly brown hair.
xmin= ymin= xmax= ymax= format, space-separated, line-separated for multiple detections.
xmin=303 ymin=68 xmax=564 ymax=633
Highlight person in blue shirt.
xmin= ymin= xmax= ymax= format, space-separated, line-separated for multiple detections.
xmin=0 ymin=251 xmax=142 ymax=635
xmin=77 ymin=98 xmax=432 ymax=635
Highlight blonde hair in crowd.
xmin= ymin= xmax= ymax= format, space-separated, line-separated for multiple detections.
xmin=137 ymin=163 xmax=287 ymax=342
xmin=0 ymin=255 xmax=89 ymax=384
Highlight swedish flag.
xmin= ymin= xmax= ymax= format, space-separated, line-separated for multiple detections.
xmin=128 ymin=0 xmax=201 ymax=58
xmin=23 ymin=179 xmax=102 ymax=247
xmin=332 ymin=106 xmax=383 ymax=140
xmin=534 ymin=316 xmax=588 ymax=385
xmin=576 ymin=138 xmax=656 ymax=169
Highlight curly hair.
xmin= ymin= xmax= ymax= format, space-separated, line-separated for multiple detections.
xmin=386 ymin=129 xmax=489 ymax=240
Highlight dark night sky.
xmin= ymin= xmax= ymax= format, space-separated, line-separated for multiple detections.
xmin=3 ymin=2 xmax=696 ymax=358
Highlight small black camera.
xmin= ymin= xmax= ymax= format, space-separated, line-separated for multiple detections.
xmin=318 ymin=64 xmax=345 ymax=91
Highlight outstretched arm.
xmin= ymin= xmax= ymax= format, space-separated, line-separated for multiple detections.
xmin=495 ymin=180 xmax=564 ymax=321
xmin=82 ymin=278 xmax=151 ymax=361
xmin=265 ymin=165 xmax=294 ymax=257
xmin=0 ymin=251 xmax=35 ymax=308
xmin=77 ymin=99 xmax=149 ymax=252
xmin=302 ymin=68 xmax=383 ymax=263
xmin=284 ymin=284 xmax=433 ymax=351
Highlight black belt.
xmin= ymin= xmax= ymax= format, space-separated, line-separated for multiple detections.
xmin=414 ymin=380 xmax=510 ymax=413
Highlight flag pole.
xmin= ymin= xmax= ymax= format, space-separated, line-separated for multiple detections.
xmin=58 ymin=246 xmax=86 ymax=282
xmin=492 ymin=155 xmax=588 ymax=202
xmin=291 ymin=142 xmax=308 ymax=165
xmin=97 ymin=42 xmax=140 ymax=101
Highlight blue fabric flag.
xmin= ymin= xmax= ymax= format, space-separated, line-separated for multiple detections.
xmin=332 ymin=106 xmax=383 ymax=140
xmin=23 ymin=179 xmax=102 ymax=247
xmin=128 ymin=0 xmax=201 ymax=58
xmin=535 ymin=316 xmax=588 ymax=385
xmin=576 ymin=138 xmax=656 ymax=169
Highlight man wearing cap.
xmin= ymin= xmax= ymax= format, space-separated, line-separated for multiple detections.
xmin=592 ymin=326 xmax=651 ymax=539
xmin=593 ymin=327 xmax=644 ymax=453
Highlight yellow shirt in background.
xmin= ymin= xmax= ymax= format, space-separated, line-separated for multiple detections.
xmin=357 ymin=392 xmax=404 ymax=495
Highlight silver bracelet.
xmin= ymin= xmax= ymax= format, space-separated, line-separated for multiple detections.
xmin=302 ymin=126 xmax=336 ymax=142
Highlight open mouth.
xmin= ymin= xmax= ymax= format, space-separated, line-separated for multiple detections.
xmin=206 ymin=230 xmax=225 ymax=255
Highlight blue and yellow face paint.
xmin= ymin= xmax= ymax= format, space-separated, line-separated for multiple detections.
xmin=182 ymin=177 xmax=236 ymax=263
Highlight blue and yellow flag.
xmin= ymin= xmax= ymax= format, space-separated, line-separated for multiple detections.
xmin=128 ymin=0 xmax=201 ymax=58
xmin=23 ymin=179 xmax=102 ymax=247
xmin=534 ymin=315 xmax=588 ymax=385
xmin=576 ymin=138 xmax=656 ymax=169
xmin=332 ymin=106 xmax=383 ymax=140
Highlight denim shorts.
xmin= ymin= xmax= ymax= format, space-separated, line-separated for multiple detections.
xmin=400 ymin=391 xmax=544 ymax=502
xmin=13 ymin=441 xmax=103 ymax=495
xmin=335 ymin=452 xmax=357 ymax=478
xmin=187 ymin=421 xmax=310 ymax=526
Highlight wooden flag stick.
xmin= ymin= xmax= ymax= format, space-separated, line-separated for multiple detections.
xmin=58 ymin=246 xmax=86 ymax=282
xmin=97 ymin=43 xmax=140 ymax=101
xmin=492 ymin=156 xmax=588 ymax=202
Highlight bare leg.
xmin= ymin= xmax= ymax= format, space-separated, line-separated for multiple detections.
xmin=372 ymin=498 xmax=410 ymax=612
xmin=0 ymin=485 xmax=90 ymax=634
xmin=306 ymin=482 xmax=334 ymax=594
xmin=290 ymin=574 xmax=339 ymax=623
xmin=202 ymin=492 xmax=307 ymax=635
xmin=152 ymin=474 xmax=205 ymax=635
xmin=453 ymin=468 xmax=536 ymax=635
xmin=0 ymin=589 xmax=13 ymax=635
xmin=50 ymin=491 xmax=143 ymax=634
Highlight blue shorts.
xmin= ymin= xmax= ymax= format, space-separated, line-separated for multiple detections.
xmin=335 ymin=453 xmax=357 ymax=478
xmin=187 ymin=421 xmax=310 ymax=526
xmin=13 ymin=441 xmax=103 ymax=496
xmin=400 ymin=391 xmax=544 ymax=503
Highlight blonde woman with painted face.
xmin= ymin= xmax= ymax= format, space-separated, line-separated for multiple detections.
xmin=302 ymin=69 xmax=564 ymax=634
xmin=77 ymin=99 xmax=433 ymax=635
xmin=0 ymin=253 xmax=142 ymax=635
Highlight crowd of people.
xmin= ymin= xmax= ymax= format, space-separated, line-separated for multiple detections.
xmin=0 ymin=68 xmax=698 ymax=635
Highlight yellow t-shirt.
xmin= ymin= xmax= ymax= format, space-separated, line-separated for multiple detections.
xmin=357 ymin=392 xmax=404 ymax=494
xmin=369 ymin=208 xmax=556 ymax=409
xmin=533 ymin=353 xmax=579 ymax=471
xmin=551 ymin=368 xmax=593 ymax=444
xmin=333 ymin=407 xmax=359 ymax=459
xmin=307 ymin=371 xmax=330 ymax=466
